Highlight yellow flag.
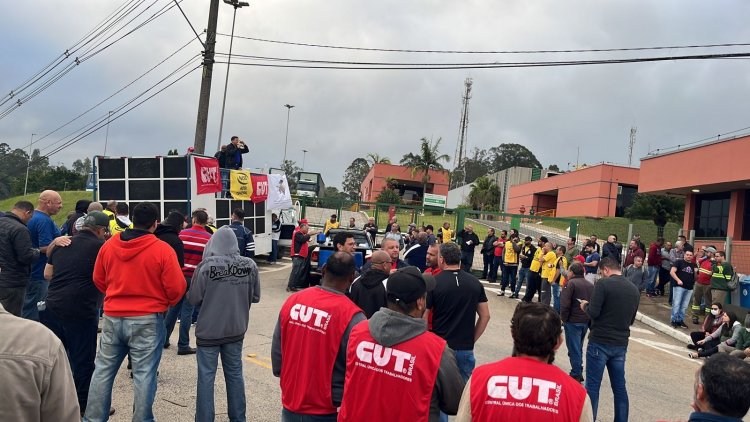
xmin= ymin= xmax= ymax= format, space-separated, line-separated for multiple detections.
xmin=230 ymin=170 xmax=253 ymax=200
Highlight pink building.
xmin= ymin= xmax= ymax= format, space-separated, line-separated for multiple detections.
xmin=506 ymin=164 xmax=640 ymax=218
xmin=360 ymin=163 xmax=449 ymax=203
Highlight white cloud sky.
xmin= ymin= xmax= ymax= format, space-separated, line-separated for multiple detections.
xmin=1 ymin=0 xmax=749 ymax=188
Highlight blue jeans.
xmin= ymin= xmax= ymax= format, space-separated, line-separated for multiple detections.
xmin=460 ymin=251 xmax=474 ymax=271
xmin=454 ymin=349 xmax=476 ymax=382
xmin=551 ymin=282 xmax=561 ymax=313
xmin=501 ymin=265 xmax=517 ymax=292
xmin=564 ymin=322 xmax=588 ymax=378
xmin=646 ymin=266 xmax=659 ymax=293
xmin=488 ymin=256 xmax=501 ymax=282
xmin=585 ymin=342 xmax=629 ymax=422
xmin=281 ymin=408 xmax=337 ymax=422
xmin=164 ymin=277 xmax=194 ymax=351
xmin=269 ymin=239 xmax=279 ymax=263
xmin=22 ymin=278 xmax=47 ymax=321
xmin=671 ymin=286 xmax=693 ymax=323
xmin=84 ymin=314 xmax=165 ymax=422
xmin=514 ymin=267 xmax=529 ymax=295
xmin=197 ymin=340 xmax=246 ymax=422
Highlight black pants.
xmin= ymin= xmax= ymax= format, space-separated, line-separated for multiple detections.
xmin=461 ymin=251 xmax=474 ymax=272
xmin=482 ymin=253 xmax=493 ymax=278
xmin=41 ymin=306 xmax=98 ymax=411
xmin=657 ymin=267 xmax=670 ymax=295
xmin=288 ymin=256 xmax=309 ymax=289
xmin=522 ymin=271 xmax=542 ymax=302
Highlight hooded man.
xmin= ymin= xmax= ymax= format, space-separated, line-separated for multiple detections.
xmin=339 ymin=267 xmax=464 ymax=421
xmin=187 ymin=226 xmax=260 ymax=421
xmin=348 ymin=250 xmax=390 ymax=318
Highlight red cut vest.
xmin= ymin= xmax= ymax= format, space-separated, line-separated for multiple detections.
xmin=469 ymin=357 xmax=587 ymax=422
xmin=279 ymin=287 xmax=362 ymax=414
xmin=338 ymin=321 xmax=446 ymax=422
xmin=291 ymin=227 xmax=310 ymax=258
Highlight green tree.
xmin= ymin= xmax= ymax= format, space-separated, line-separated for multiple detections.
xmin=547 ymin=164 xmax=561 ymax=172
xmin=467 ymin=176 xmax=500 ymax=211
xmin=376 ymin=188 xmax=402 ymax=204
xmin=366 ymin=153 xmax=391 ymax=165
xmin=399 ymin=137 xmax=450 ymax=199
xmin=341 ymin=158 xmax=370 ymax=201
xmin=624 ymin=194 xmax=685 ymax=236
xmin=72 ymin=157 xmax=92 ymax=175
xmin=487 ymin=143 xmax=542 ymax=173
xmin=450 ymin=147 xmax=491 ymax=188
xmin=281 ymin=159 xmax=301 ymax=192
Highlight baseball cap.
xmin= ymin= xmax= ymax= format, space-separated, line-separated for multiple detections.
xmin=386 ymin=267 xmax=435 ymax=305
xmin=299 ymin=218 xmax=308 ymax=225
xmin=83 ymin=211 xmax=110 ymax=228
xmin=704 ymin=246 xmax=717 ymax=254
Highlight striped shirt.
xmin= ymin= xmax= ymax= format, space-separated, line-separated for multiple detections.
xmin=179 ymin=227 xmax=212 ymax=278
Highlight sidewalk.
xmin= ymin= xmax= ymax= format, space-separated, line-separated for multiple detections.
xmin=634 ymin=293 xmax=691 ymax=344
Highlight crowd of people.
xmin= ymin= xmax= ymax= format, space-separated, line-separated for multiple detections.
xmin=1 ymin=192 xmax=750 ymax=421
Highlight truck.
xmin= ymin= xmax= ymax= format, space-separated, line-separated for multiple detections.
xmin=92 ymin=154 xmax=294 ymax=256
xmin=295 ymin=171 xmax=325 ymax=197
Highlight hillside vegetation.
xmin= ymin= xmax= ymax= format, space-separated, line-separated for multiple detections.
xmin=0 ymin=191 xmax=92 ymax=225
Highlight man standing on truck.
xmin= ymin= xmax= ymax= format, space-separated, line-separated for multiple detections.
xmin=225 ymin=136 xmax=249 ymax=169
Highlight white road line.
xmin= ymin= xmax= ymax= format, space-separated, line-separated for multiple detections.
xmin=630 ymin=337 xmax=701 ymax=365
xmin=630 ymin=326 xmax=655 ymax=335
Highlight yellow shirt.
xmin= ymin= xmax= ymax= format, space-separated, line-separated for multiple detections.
xmin=530 ymin=248 xmax=543 ymax=272
xmin=540 ymin=251 xmax=557 ymax=280
xmin=109 ymin=216 xmax=132 ymax=235
xmin=550 ymin=256 xmax=568 ymax=284
xmin=324 ymin=220 xmax=340 ymax=234
xmin=503 ymin=240 xmax=518 ymax=265
xmin=441 ymin=228 xmax=454 ymax=243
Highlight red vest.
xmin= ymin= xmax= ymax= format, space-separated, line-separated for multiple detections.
xmin=339 ymin=321 xmax=445 ymax=422
xmin=279 ymin=287 xmax=362 ymax=414
xmin=291 ymin=227 xmax=310 ymax=258
xmin=469 ymin=357 xmax=587 ymax=422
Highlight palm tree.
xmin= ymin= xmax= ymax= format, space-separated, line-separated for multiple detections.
xmin=366 ymin=153 xmax=391 ymax=165
xmin=399 ymin=137 xmax=450 ymax=199
xmin=467 ymin=176 xmax=500 ymax=211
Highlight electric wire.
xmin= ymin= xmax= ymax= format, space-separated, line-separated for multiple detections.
xmin=172 ymin=0 xmax=205 ymax=47
xmin=44 ymin=64 xmax=200 ymax=158
xmin=31 ymin=37 xmax=199 ymax=149
xmin=216 ymin=51 xmax=750 ymax=70
xmin=219 ymin=33 xmax=750 ymax=55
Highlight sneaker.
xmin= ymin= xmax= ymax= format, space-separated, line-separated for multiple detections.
xmin=497 ymin=291 xmax=505 ymax=297
xmin=692 ymin=317 xmax=700 ymax=325
xmin=670 ymin=321 xmax=679 ymax=328
xmin=687 ymin=343 xmax=698 ymax=350
xmin=510 ymin=293 xmax=519 ymax=299
xmin=570 ymin=374 xmax=584 ymax=383
xmin=679 ymin=321 xmax=689 ymax=329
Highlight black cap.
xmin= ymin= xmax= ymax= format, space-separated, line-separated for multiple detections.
xmin=386 ymin=267 xmax=435 ymax=305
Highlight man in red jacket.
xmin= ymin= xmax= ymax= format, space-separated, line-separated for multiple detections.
xmin=272 ymin=252 xmax=365 ymax=421
xmin=83 ymin=202 xmax=185 ymax=422
xmin=456 ymin=302 xmax=593 ymax=422
xmin=645 ymin=237 xmax=664 ymax=296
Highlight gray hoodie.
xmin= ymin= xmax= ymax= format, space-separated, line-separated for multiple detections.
xmin=188 ymin=226 xmax=260 ymax=346
xmin=368 ymin=307 xmax=465 ymax=420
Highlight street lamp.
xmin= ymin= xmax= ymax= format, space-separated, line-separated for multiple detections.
xmin=282 ymin=104 xmax=294 ymax=166
xmin=216 ymin=0 xmax=250 ymax=153
xmin=23 ymin=133 xmax=36 ymax=196
xmin=103 ymin=110 xmax=113 ymax=156
xmin=302 ymin=149 xmax=308 ymax=170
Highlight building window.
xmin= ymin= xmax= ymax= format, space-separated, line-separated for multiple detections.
xmin=742 ymin=190 xmax=750 ymax=241
xmin=615 ymin=185 xmax=637 ymax=217
xmin=694 ymin=192 xmax=730 ymax=238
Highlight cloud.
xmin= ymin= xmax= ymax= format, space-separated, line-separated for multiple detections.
xmin=1 ymin=0 xmax=749 ymax=190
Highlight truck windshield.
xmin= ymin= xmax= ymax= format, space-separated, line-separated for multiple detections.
xmin=297 ymin=182 xmax=316 ymax=190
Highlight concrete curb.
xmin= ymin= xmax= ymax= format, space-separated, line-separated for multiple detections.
xmin=635 ymin=311 xmax=691 ymax=344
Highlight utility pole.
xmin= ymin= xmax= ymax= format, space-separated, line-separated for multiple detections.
xmin=628 ymin=126 xmax=637 ymax=166
xmin=282 ymin=104 xmax=294 ymax=165
xmin=103 ymin=110 xmax=113 ymax=156
xmin=216 ymin=0 xmax=249 ymax=153
xmin=193 ymin=0 xmax=220 ymax=155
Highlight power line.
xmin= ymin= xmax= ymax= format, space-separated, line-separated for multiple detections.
xmin=172 ymin=0 xmax=205 ymax=47
xmin=44 ymin=63 xmax=201 ymax=157
xmin=219 ymin=33 xmax=750 ymax=55
xmin=31 ymin=37 xmax=199 ymax=149
xmin=216 ymin=51 xmax=750 ymax=70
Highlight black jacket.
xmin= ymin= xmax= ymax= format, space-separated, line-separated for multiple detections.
xmin=154 ymin=223 xmax=185 ymax=268
xmin=602 ymin=242 xmax=623 ymax=264
xmin=348 ymin=268 xmax=389 ymax=318
xmin=0 ymin=213 xmax=40 ymax=288
xmin=457 ymin=230 xmax=480 ymax=253
xmin=225 ymin=142 xmax=249 ymax=169
xmin=481 ymin=235 xmax=497 ymax=255
xmin=404 ymin=243 xmax=428 ymax=272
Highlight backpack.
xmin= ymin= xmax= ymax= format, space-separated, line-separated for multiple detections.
xmin=727 ymin=269 xmax=739 ymax=291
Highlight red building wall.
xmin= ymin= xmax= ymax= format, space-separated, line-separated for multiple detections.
xmin=360 ymin=163 xmax=450 ymax=202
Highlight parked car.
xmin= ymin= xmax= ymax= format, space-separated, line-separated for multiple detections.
xmin=307 ymin=229 xmax=374 ymax=284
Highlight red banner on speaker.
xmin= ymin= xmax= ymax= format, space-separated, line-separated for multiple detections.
xmin=193 ymin=156 xmax=222 ymax=195
xmin=251 ymin=174 xmax=269 ymax=203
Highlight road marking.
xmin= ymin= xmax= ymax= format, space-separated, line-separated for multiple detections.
xmin=630 ymin=337 xmax=701 ymax=364
xmin=245 ymin=355 xmax=273 ymax=369
xmin=630 ymin=326 xmax=655 ymax=335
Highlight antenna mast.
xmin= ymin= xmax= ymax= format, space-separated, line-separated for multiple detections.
xmin=628 ymin=126 xmax=638 ymax=166
xmin=453 ymin=78 xmax=473 ymax=187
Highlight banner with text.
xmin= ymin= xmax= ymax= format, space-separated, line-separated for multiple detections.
xmin=230 ymin=170 xmax=253 ymax=200
xmin=251 ymin=174 xmax=269 ymax=203
xmin=193 ymin=156 xmax=222 ymax=195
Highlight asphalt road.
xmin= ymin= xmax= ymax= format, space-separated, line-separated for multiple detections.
xmin=103 ymin=261 xmax=719 ymax=422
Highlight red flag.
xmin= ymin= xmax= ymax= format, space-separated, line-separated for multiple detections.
xmin=194 ymin=156 xmax=222 ymax=195
xmin=251 ymin=174 xmax=269 ymax=203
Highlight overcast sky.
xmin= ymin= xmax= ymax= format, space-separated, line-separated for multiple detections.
xmin=2 ymin=0 xmax=749 ymax=189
